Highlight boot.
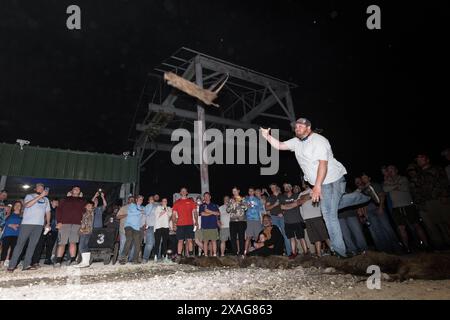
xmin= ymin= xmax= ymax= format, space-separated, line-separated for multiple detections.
xmin=74 ymin=252 xmax=91 ymax=268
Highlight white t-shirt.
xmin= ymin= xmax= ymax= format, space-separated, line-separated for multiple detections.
xmin=154 ymin=205 xmax=172 ymax=230
xmin=219 ymin=204 xmax=230 ymax=229
xmin=22 ymin=193 xmax=51 ymax=226
xmin=284 ymin=133 xmax=347 ymax=185
xmin=299 ymin=189 xmax=322 ymax=220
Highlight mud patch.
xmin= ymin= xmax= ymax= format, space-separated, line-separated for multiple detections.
xmin=179 ymin=251 xmax=450 ymax=281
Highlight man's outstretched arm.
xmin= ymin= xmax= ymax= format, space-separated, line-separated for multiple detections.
xmin=260 ymin=128 xmax=290 ymax=150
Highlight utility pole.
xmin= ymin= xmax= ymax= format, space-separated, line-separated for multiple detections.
xmin=195 ymin=55 xmax=210 ymax=194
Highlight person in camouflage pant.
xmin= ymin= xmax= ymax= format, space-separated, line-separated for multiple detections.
xmin=414 ymin=154 xmax=450 ymax=247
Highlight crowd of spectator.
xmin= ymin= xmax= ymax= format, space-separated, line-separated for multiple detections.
xmin=0 ymin=149 xmax=448 ymax=271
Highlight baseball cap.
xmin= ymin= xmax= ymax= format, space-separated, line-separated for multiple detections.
xmin=291 ymin=117 xmax=312 ymax=128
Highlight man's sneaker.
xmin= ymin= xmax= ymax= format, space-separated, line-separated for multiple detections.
xmin=23 ymin=265 xmax=38 ymax=271
xmin=362 ymin=185 xmax=380 ymax=205
xmin=346 ymin=251 xmax=358 ymax=258
xmin=119 ymin=257 xmax=127 ymax=265
xmin=331 ymin=251 xmax=349 ymax=259
xmin=44 ymin=259 xmax=52 ymax=265
xmin=417 ymin=242 xmax=433 ymax=252
xmin=53 ymin=262 xmax=61 ymax=268
xmin=4 ymin=260 xmax=9 ymax=268
xmin=288 ymin=253 xmax=298 ymax=260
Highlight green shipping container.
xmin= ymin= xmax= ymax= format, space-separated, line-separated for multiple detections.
xmin=0 ymin=143 xmax=138 ymax=183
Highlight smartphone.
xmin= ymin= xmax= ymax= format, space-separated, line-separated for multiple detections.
xmin=45 ymin=187 xmax=50 ymax=193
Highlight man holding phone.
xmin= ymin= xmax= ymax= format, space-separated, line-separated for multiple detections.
xmin=7 ymin=183 xmax=51 ymax=272
xmin=55 ymin=186 xmax=86 ymax=267
xmin=92 ymin=189 xmax=107 ymax=229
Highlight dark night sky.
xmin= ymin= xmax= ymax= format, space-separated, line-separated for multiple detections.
xmin=1 ymin=0 xmax=449 ymax=199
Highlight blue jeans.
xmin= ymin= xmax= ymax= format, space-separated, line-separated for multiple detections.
xmin=339 ymin=216 xmax=368 ymax=253
xmin=366 ymin=205 xmax=402 ymax=253
xmin=271 ymin=215 xmax=292 ymax=256
xmin=119 ymin=233 xmax=135 ymax=262
xmin=143 ymin=226 xmax=155 ymax=261
xmin=320 ymin=176 xmax=370 ymax=256
xmin=79 ymin=234 xmax=91 ymax=253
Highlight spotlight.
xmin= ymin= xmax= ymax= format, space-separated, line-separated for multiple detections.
xmin=16 ymin=139 xmax=30 ymax=150
xmin=123 ymin=151 xmax=130 ymax=160
xmin=22 ymin=184 xmax=31 ymax=190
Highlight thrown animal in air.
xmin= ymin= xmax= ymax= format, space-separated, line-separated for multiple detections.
xmin=164 ymin=71 xmax=228 ymax=107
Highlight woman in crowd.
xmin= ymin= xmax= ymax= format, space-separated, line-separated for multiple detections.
xmin=249 ymin=214 xmax=284 ymax=256
xmin=153 ymin=198 xmax=172 ymax=261
xmin=0 ymin=201 xmax=23 ymax=267
xmin=226 ymin=187 xmax=248 ymax=257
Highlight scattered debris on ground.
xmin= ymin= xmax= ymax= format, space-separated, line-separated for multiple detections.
xmin=0 ymin=251 xmax=449 ymax=300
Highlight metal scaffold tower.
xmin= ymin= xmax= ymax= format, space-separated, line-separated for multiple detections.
xmin=133 ymin=47 xmax=298 ymax=194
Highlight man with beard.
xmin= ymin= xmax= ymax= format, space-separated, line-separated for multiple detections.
xmin=261 ymin=118 xmax=374 ymax=258
xmin=7 ymin=183 xmax=50 ymax=272
xmin=280 ymin=183 xmax=308 ymax=258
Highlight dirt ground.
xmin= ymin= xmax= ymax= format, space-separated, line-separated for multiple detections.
xmin=0 ymin=260 xmax=449 ymax=300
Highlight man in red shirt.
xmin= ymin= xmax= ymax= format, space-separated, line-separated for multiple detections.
xmin=172 ymin=187 xmax=197 ymax=258
xmin=54 ymin=186 xmax=87 ymax=267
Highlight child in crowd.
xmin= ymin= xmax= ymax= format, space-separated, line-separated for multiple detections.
xmin=76 ymin=200 xmax=95 ymax=267
xmin=79 ymin=201 xmax=95 ymax=253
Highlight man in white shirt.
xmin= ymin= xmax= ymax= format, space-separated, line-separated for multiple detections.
xmin=7 ymin=183 xmax=51 ymax=271
xmin=142 ymin=196 xmax=157 ymax=262
xmin=218 ymin=196 xmax=230 ymax=257
xmin=261 ymin=118 xmax=371 ymax=258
